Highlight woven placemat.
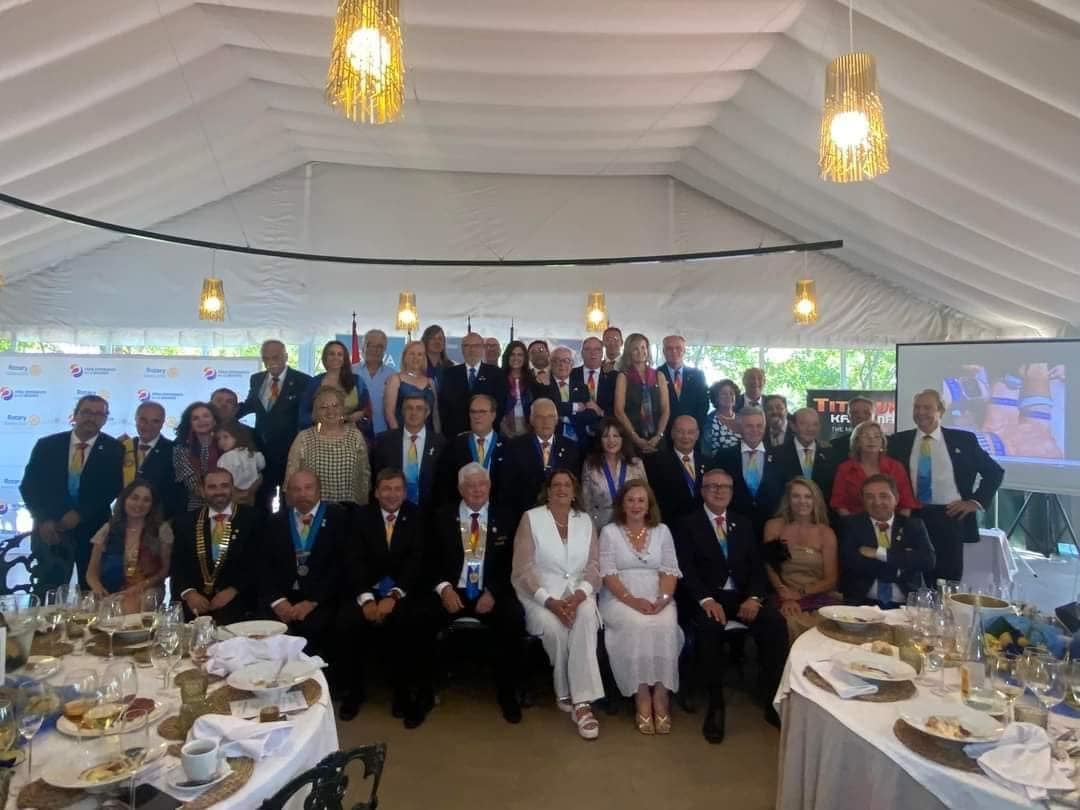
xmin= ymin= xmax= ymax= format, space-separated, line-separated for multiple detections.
xmin=85 ymin=636 xmax=151 ymax=658
xmin=182 ymin=756 xmax=255 ymax=810
xmin=16 ymin=779 xmax=83 ymax=809
xmin=174 ymin=668 xmax=224 ymax=689
xmin=818 ymin=619 xmax=894 ymax=645
xmin=803 ymin=666 xmax=917 ymax=702
xmin=30 ymin=635 xmax=74 ymax=658
xmin=158 ymin=678 xmax=322 ymax=741
xmin=892 ymin=719 xmax=982 ymax=772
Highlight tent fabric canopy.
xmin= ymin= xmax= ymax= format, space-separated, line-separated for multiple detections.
xmin=0 ymin=0 xmax=1075 ymax=343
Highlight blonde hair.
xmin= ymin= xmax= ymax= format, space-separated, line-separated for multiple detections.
xmin=617 ymin=333 xmax=651 ymax=373
xmin=849 ymin=420 xmax=886 ymax=459
xmin=400 ymin=341 xmax=427 ymax=374
xmin=776 ymin=477 xmax=829 ymax=525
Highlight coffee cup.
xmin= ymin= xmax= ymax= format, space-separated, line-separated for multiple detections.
xmin=180 ymin=739 xmax=220 ymax=783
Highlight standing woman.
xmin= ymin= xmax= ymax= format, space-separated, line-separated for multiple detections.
xmin=499 ymin=340 xmax=537 ymax=439
xmin=703 ymin=379 xmax=742 ymax=456
xmin=512 ymin=470 xmax=604 ymax=740
xmin=299 ymin=340 xmax=371 ymax=432
xmin=383 ymin=341 xmax=440 ymax=433
xmin=173 ymin=401 xmax=220 ymax=512
xmin=286 ymin=386 xmax=370 ymax=506
xmin=86 ymin=479 xmax=173 ymax=613
xmin=580 ymin=418 xmax=647 ymax=528
xmin=613 ymin=333 xmax=670 ymax=455
xmin=421 ymin=324 xmax=454 ymax=387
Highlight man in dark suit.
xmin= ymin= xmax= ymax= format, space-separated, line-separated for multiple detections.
xmin=829 ymin=396 xmax=875 ymax=461
xmin=649 ymin=415 xmax=711 ymax=526
xmin=117 ymin=401 xmax=179 ymax=518
xmin=336 ymin=469 xmax=433 ymax=728
xmin=777 ymin=407 xmax=836 ymax=504
xmin=373 ymin=394 xmax=446 ymax=513
xmin=534 ymin=346 xmax=603 ymax=448
xmin=839 ymin=474 xmax=936 ymax=606
xmin=437 ymin=394 xmax=506 ymax=506
xmin=500 ymin=398 xmax=580 ymax=523
xmin=171 ymin=469 xmax=261 ymax=624
xmin=425 ymin=463 xmax=525 ymax=723
xmin=261 ymin=470 xmax=347 ymax=658
xmin=674 ymin=468 xmax=787 ymax=743
xmin=734 ymin=367 xmax=766 ymax=412
xmin=658 ymin=335 xmax=709 ymax=435
xmin=237 ymin=340 xmax=311 ymax=510
xmin=20 ymin=395 xmax=124 ymax=592
xmin=712 ymin=407 xmax=786 ymax=539
xmin=888 ymin=389 xmax=1004 ymax=581
xmin=438 ymin=332 xmax=508 ymax=437
xmin=763 ymin=395 xmax=791 ymax=449
xmin=574 ymin=337 xmax=616 ymax=426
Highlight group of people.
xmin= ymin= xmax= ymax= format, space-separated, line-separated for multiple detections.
xmin=18 ymin=327 xmax=1005 ymax=742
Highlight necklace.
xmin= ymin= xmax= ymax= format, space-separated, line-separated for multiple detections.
xmin=625 ymin=525 xmax=649 ymax=550
xmin=548 ymin=509 xmax=569 ymax=530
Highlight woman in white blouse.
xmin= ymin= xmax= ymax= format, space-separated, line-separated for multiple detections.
xmin=599 ymin=480 xmax=682 ymax=735
xmin=512 ymin=469 xmax=604 ymax=740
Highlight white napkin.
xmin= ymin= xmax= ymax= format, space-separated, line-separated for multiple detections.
xmin=205 ymin=635 xmax=325 ymax=677
xmin=190 ymin=713 xmax=294 ymax=760
xmin=808 ymin=659 xmax=878 ymax=699
xmin=964 ymin=722 xmax=1076 ymax=801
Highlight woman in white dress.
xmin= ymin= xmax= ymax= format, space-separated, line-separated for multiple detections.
xmin=511 ymin=469 xmax=605 ymax=740
xmin=599 ymin=480 xmax=682 ymax=735
xmin=580 ymin=418 xmax=647 ymax=529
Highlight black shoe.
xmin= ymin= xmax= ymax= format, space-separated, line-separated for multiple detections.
xmin=391 ymin=690 xmax=408 ymax=719
xmin=338 ymin=698 xmax=362 ymax=722
xmin=702 ymin=698 xmax=726 ymax=744
xmin=403 ymin=688 xmax=434 ymax=729
xmin=764 ymin=705 xmax=781 ymax=729
xmin=498 ymin=693 xmax=522 ymax=724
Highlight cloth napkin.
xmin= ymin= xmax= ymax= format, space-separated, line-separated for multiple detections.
xmin=808 ymin=659 xmax=878 ymax=699
xmin=964 ymin=722 xmax=1076 ymax=801
xmin=190 ymin=713 xmax=294 ymax=760
xmin=205 ymin=635 xmax=325 ymax=677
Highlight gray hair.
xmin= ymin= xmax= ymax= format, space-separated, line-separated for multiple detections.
xmin=737 ymin=405 xmax=765 ymax=420
xmin=363 ymin=329 xmax=387 ymax=346
xmin=458 ymin=462 xmax=490 ymax=487
xmin=531 ymin=397 xmax=557 ymax=413
xmin=550 ymin=345 xmax=576 ymax=364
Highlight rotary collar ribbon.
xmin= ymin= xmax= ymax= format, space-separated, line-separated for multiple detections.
xmin=195 ymin=505 xmax=236 ymax=596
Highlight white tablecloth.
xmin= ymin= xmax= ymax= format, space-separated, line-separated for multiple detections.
xmin=774 ymin=623 xmax=1072 ymax=810
xmin=4 ymin=652 xmax=339 ymax=808
xmin=965 ymin=529 xmax=1020 ymax=593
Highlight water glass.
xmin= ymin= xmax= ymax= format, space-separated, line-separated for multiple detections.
xmin=18 ymin=684 xmax=45 ymax=780
xmin=70 ymin=592 xmax=99 ymax=653
xmin=98 ymin=595 xmax=126 ymax=658
xmin=39 ymin=588 xmax=62 ymax=636
xmin=1023 ymin=657 xmax=1066 ymax=712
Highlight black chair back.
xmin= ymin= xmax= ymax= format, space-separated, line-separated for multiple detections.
xmin=0 ymin=532 xmax=37 ymax=596
xmin=259 ymin=743 xmax=386 ymax=810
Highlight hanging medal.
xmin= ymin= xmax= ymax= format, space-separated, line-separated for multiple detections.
xmin=290 ymin=502 xmax=326 ymax=578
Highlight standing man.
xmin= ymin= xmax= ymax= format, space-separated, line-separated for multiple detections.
xmin=483 ymin=337 xmax=502 ymax=366
xmin=888 ymin=389 xmax=1003 ymax=582
xmin=713 ymin=407 xmax=786 ymax=538
xmin=536 ymin=346 xmax=599 ymax=446
xmin=500 ymin=399 xmax=580 ymax=522
xmin=658 ymin=335 xmax=709 ymax=436
xmin=437 ymin=394 xmax=506 ymax=506
xmin=237 ymin=339 xmax=311 ymax=511
xmin=830 ymin=396 xmax=875 ymax=460
xmin=20 ymin=395 xmax=124 ymax=592
xmin=764 ymin=395 xmax=791 ymax=449
xmin=438 ymin=332 xmax=507 ymax=438
xmin=528 ymin=340 xmax=551 ymax=385
xmin=735 ymin=367 xmax=766 ymax=411
xmin=118 ymin=400 xmax=178 ymax=518
xmin=649 ymin=415 xmax=711 ymax=526
xmin=777 ymin=408 xmax=836 ymax=504
xmin=210 ymin=388 xmax=239 ymax=423
xmin=373 ymin=394 xmax=446 ymax=514
xmin=571 ymin=337 xmax=615 ymax=443
xmin=355 ymin=329 xmax=395 ymax=438
xmin=601 ymin=326 xmax=623 ymax=374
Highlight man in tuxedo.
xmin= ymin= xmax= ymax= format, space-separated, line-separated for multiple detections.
xmin=649 ymin=415 xmax=711 ymax=525
xmin=601 ymin=326 xmax=623 ymax=374
xmin=839 ymin=474 xmax=936 ymax=606
xmin=210 ymin=388 xmax=239 ymax=423
xmin=888 ymin=389 xmax=1004 ymax=581
xmin=536 ymin=346 xmax=602 ymax=447
xmin=171 ymin=469 xmax=260 ymax=624
xmin=237 ymin=340 xmax=312 ymax=510
xmin=777 ymin=407 xmax=836 ymax=503
xmin=437 ymin=394 xmax=506 ymax=506
xmin=735 ymin=367 xmax=766 ymax=411
xmin=117 ymin=401 xmax=179 ymax=518
xmin=500 ymin=398 xmax=580 ymax=522
xmin=658 ymin=335 xmax=709 ymax=435
xmin=438 ymin=332 xmax=508 ymax=437
xmin=336 ymin=469 xmax=432 ymax=727
xmin=20 ymin=395 xmax=124 ymax=592
xmin=830 ymin=396 xmax=875 ymax=461
xmin=528 ymin=340 xmax=551 ymax=385
xmin=675 ymin=468 xmax=787 ymax=742
xmin=373 ymin=394 xmax=446 ymax=513
xmin=483 ymin=337 xmax=501 ymax=366
xmin=764 ymin=395 xmax=790 ymax=449
xmin=261 ymin=470 xmax=347 ymax=658
xmin=713 ymin=407 xmax=786 ymax=539
xmin=425 ymin=463 xmax=525 ymax=723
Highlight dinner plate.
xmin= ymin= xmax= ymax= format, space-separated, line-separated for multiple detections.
xmin=819 ymin=605 xmax=886 ymax=631
xmin=164 ymin=763 xmax=233 ymax=792
xmin=900 ymin=699 xmax=1005 ymax=743
xmin=56 ymin=698 xmax=166 ymax=738
xmin=91 ymin=612 xmax=154 ymax=642
xmin=227 ymin=660 xmax=317 ymax=693
xmin=42 ymin=743 xmax=168 ymax=790
xmin=217 ymin=620 xmax=288 ymax=641
xmin=831 ymin=649 xmax=917 ymax=683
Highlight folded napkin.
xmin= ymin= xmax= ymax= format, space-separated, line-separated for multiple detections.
xmin=206 ymin=635 xmax=326 ymax=677
xmin=190 ymin=713 xmax=294 ymax=760
xmin=964 ymin=722 xmax=1076 ymax=801
xmin=808 ymin=659 xmax=878 ymax=699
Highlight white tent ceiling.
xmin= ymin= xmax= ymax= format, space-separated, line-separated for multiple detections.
xmin=0 ymin=0 xmax=1076 ymax=340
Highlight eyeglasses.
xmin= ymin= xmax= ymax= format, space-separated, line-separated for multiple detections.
xmin=702 ymin=484 xmax=733 ymax=492
xmin=77 ymin=410 xmax=108 ymax=418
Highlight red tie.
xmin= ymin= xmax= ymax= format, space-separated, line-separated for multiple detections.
xmin=714 ymin=515 xmax=726 ymax=538
xmin=137 ymin=443 xmax=151 ymax=467
xmin=587 ymin=370 xmax=596 ymax=399
xmin=269 ymin=376 xmax=280 ymax=405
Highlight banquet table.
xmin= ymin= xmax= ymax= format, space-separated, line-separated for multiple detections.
xmin=964 ymin=529 xmax=1021 ymax=595
xmin=774 ymin=620 xmax=1078 ymax=810
xmin=3 ymin=648 xmax=339 ymax=809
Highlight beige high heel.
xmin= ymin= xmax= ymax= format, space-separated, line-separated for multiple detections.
xmin=636 ymin=713 xmax=655 ymax=735
xmin=654 ymin=714 xmax=672 ymax=735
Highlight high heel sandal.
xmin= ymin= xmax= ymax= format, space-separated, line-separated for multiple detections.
xmin=654 ymin=714 xmax=671 ymax=735
xmin=636 ymin=713 xmax=655 ymax=735
xmin=574 ymin=704 xmax=600 ymax=740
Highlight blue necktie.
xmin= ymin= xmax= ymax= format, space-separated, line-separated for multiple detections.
xmin=468 ymin=367 xmax=477 ymax=391
xmin=916 ymin=435 xmax=933 ymax=503
xmin=744 ymin=449 xmax=761 ymax=496
xmin=405 ymin=434 xmax=421 ymax=504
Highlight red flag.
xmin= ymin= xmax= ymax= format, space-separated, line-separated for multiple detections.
xmin=350 ymin=312 xmax=360 ymax=364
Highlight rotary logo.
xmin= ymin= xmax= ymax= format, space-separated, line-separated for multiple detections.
xmin=0 ymin=502 xmax=8 ymax=515
xmin=202 ymin=367 xmax=217 ymax=380
xmin=28 ymin=415 xmax=40 ymax=426
xmin=69 ymin=364 xmax=84 ymax=378
xmin=136 ymin=389 xmax=151 ymax=402
xmin=167 ymin=367 xmax=179 ymax=378
xmin=0 ymin=387 xmax=12 ymax=401
xmin=29 ymin=365 xmax=42 ymax=376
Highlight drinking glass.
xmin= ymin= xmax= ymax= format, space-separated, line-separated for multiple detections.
xmin=39 ymin=588 xmax=62 ymax=636
xmin=1023 ymin=657 xmax=1066 ymax=712
xmin=990 ymin=653 xmax=1025 ymax=724
xmin=0 ymin=699 xmax=15 ymax=754
xmin=61 ymin=669 xmax=98 ymax=730
xmin=18 ymin=684 xmax=45 ymax=780
xmin=140 ymin=591 xmax=161 ymax=630
xmin=103 ymin=661 xmax=139 ymax=710
xmin=164 ymin=601 xmax=185 ymax=627
xmin=56 ymin=584 xmax=80 ymax=644
xmin=151 ymin=627 xmax=181 ymax=692
xmin=1067 ymin=660 xmax=1080 ymax=706
xmin=190 ymin=618 xmax=216 ymax=667
xmin=119 ymin=705 xmax=159 ymax=810
xmin=914 ymin=612 xmax=945 ymax=689
xmin=70 ymin=592 xmax=99 ymax=653
xmin=98 ymin=595 xmax=125 ymax=658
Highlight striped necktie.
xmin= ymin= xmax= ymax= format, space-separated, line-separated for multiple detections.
xmin=385 ymin=512 xmax=396 ymax=546
xmin=801 ymin=446 xmax=814 ymax=478
xmin=713 ymin=515 xmax=728 ymax=557
xmin=916 ymin=435 xmax=933 ymax=502
xmin=68 ymin=442 xmax=88 ymax=499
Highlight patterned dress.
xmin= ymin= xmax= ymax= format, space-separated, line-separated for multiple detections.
xmin=285 ymin=426 xmax=370 ymax=505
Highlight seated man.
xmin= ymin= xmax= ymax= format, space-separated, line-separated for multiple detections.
xmin=171 ymin=469 xmax=261 ymax=624
xmin=426 ymin=463 xmax=525 ymax=723
xmin=336 ymin=469 xmax=431 ymax=728
xmin=839 ymin=474 xmax=936 ymax=608
xmin=261 ymin=470 xmax=347 ymax=658
xmin=675 ymin=468 xmax=787 ymax=743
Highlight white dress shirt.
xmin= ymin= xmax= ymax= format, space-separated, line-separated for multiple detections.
xmin=402 ymin=426 xmax=427 ymax=464
xmin=435 ymin=502 xmax=489 ymax=594
xmin=907 ymin=425 xmax=961 ymax=505
xmin=865 ymin=514 xmax=904 ymax=604
xmin=260 ymin=366 xmax=289 ymax=410
xmin=701 ymin=506 xmax=736 ymax=599
xmin=69 ymin=431 xmax=100 ymax=463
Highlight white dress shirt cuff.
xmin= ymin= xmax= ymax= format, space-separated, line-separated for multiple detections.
xmin=533 ymin=587 xmax=551 ymax=606
xmin=875 ymin=547 xmax=888 ymax=562
xmin=270 ymin=598 xmax=286 ymax=608
xmin=391 ymin=587 xmax=405 ymax=599
xmin=180 ymin=588 xmax=195 ymax=599
xmin=576 ymin=581 xmax=594 ymax=598
xmin=435 ymin=581 xmax=452 ymax=595
xmin=699 ymin=596 xmax=716 ymax=608
xmin=357 ymin=593 xmax=375 ymax=606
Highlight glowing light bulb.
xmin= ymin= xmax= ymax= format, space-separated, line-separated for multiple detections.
xmin=203 ymin=296 xmax=222 ymax=313
xmin=346 ymin=27 xmax=391 ymax=83
xmin=795 ymin=298 xmax=814 ymax=317
xmin=829 ymin=111 xmax=870 ymax=148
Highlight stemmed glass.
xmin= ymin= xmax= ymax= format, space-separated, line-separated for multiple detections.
xmin=98 ymin=595 xmax=125 ymax=658
xmin=140 ymin=591 xmax=161 ymax=631
xmin=164 ymin=601 xmax=185 ymax=627
xmin=103 ymin=661 xmax=139 ymax=712
xmin=62 ymin=669 xmax=98 ymax=730
xmin=990 ymin=653 xmax=1025 ymax=724
xmin=913 ymin=610 xmax=944 ymax=688
xmin=190 ymin=618 xmax=216 ymax=668
xmin=151 ymin=627 xmax=181 ymax=692
xmin=119 ymin=705 xmax=163 ymax=809
xmin=1023 ymin=657 xmax=1066 ymax=715
xmin=18 ymin=684 xmax=46 ymax=781
xmin=0 ymin=699 xmax=15 ymax=755
xmin=38 ymin=588 xmax=62 ymax=637
xmin=70 ymin=592 xmax=99 ymax=654
xmin=56 ymin=584 xmax=80 ymax=645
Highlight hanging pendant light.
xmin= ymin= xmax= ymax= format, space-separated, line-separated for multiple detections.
xmin=395 ymin=290 xmax=419 ymax=339
xmin=198 ymin=277 xmax=226 ymax=321
xmin=793 ymin=279 xmax=819 ymax=325
xmin=818 ymin=2 xmax=889 ymax=183
xmin=326 ymin=0 xmax=405 ymax=125
xmin=584 ymin=291 xmax=609 ymax=333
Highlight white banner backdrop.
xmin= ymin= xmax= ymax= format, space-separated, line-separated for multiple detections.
xmin=0 ymin=354 xmax=259 ymax=534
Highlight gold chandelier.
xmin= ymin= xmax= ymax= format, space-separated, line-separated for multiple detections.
xmin=395 ymin=290 xmax=419 ymax=337
xmin=325 ymin=0 xmax=405 ymax=125
xmin=793 ymin=279 xmax=819 ymax=325
xmin=584 ymin=291 xmax=609 ymax=333
xmin=198 ymin=277 xmax=226 ymax=322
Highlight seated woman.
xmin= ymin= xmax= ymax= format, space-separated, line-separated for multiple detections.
xmin=763 ymin=477 xmax=840 ymax=642
xmin=830 ymin=421 xmax=918 ymax=516
xmin=286 ymin=386 xmax=371 ymax=506
xmin=599 ymin=480 xmax=682 ymax=735
xmin=86 ymin=479 xmax=173 ymax=613
xmin=581 ymin=418 xmax=647 ymax=529
xmin=702 ymin=379 xmax=741 ymax=456
xmin=512 ymin=470 xmax=604 ymax=740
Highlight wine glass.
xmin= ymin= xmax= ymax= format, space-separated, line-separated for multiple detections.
xmin=98 ymin=595 xmax=125 ymax=658
xmin=18 ymin=685 xmax=46 ymax=781
xmin=118 ymin=704 xmax=161 ymax=810
xmin=913 ymin=610 xmax=944 ymax=688
xmin=164 ymin=601 xmax=185 ymax=627
xmin=61 ymin=669 xmax=98 ymax=730
xmin=151 ymin=627 xmax=180 ymax=692
xmin=103 ymin=661 xmax=139 ymax=711
xmin=190 ymin=617 xmax=216 ymax=668
xmin=0 ymin=699 xmax=15 ymax=756
xmin=56 ymin=584 xmax=80 ymax=644
xmin=140 ymin=590 xmax=161 ymax=630
xmin=70 ymin=591 xmax=99 ymax=654
xmin=1023 ymin=657 xmax=1066 ymax=714
xmin=990 ymin=653 xmax=1025 ymax=724
xmin=38 ymin=588 xmax=62 ymax=637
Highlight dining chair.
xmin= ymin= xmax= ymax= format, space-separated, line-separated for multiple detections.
xmin=259 ymin=743 xmax=387 ymax=810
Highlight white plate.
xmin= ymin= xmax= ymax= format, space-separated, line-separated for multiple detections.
xmin=92 ymin=612 xmax=154 ymax=642
xmin=165 ymin=763 xmax=233 ymax=792
xmin=56 ymin=699 xmax=166 ymax=738
xmin=227 ymin=660 xmax=317 ymax=694
xmin=42 ymin=744 xmax=168 ymax=790
xmin=831 ymin=649 xmax=917 ymax=683
xmin=900 ymin=699 xmax=1005 ymax=743
xmin=18 ymin=655 xmax=61 ymax=680
xmin=217 ymin=620 xmax=288 ymax=641
xmin=819 ymin=605 xmax=886 ymax=631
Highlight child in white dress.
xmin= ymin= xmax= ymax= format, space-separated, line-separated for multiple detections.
xmin=216 ymin=422 xmax=265 ymax=506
